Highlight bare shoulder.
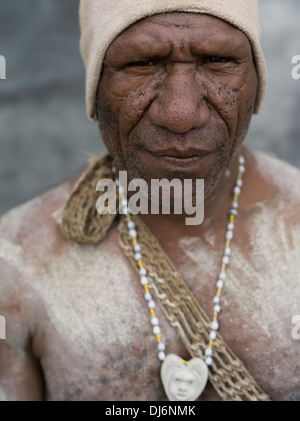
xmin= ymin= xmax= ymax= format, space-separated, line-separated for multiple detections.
xmin=0 ymin=172 xmax=84 ymax=400
xmin=0 ymin=172 xmax=80 ymax=251
xmin=0 ymin=173 xmax=78 ymax=308
xmin=244 ymin=147 xmax=300 ymax=221
xmin=247 ymin=147 xmax=299 ymax=199
xmin=0 ymin=169 xmax=94 ymax=328
xmin=241 ymin=147 xmax=300 ymax=273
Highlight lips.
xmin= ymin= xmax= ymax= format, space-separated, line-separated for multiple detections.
xmin=148 ymin=148 xmax=212 ymax=158
xmin=146 ymin=147 xmax=213 ymax=171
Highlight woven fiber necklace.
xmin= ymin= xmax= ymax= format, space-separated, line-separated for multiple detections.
xmin=114 ymin=155 xmax=245 ymax=401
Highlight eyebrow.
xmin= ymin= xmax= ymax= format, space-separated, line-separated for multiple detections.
xmin=107 ymin=22 xmax=252 ymax=66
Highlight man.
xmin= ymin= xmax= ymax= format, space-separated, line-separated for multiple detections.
xmin=0 ymin=0 xmax=299 ymax=401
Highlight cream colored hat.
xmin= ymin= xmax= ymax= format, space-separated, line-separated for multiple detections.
xmin=79 ymin=0 xmax=267 ymax=121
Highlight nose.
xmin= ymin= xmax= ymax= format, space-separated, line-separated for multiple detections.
xmin=178 ymin=383 xmax=187 ymax=392
xmin=148 ymin=64 xmax=210 ymax=134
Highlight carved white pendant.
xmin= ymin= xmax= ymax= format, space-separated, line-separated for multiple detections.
xmin=161 ymin=354 xmax=208 ymax=401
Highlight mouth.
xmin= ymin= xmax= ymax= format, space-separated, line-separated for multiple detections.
xmin=176 ymin=392 xmax=187 ymax=399
xmin=146 ymin=148 xmax=213 ymax=171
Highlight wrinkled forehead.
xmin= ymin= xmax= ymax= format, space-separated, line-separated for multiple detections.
xmin=106 ymin=12 xmax=252 ymax=57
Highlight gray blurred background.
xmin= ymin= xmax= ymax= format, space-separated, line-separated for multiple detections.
xmin=0 ymin=0 xmax=299 ymax=216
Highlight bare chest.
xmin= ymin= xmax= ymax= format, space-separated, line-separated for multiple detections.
xmin=33 ymin=239 xmax=300 ymax=401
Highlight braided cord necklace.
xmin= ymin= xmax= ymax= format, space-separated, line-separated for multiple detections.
xmin=114 ymin=155 xmax=245 ymax=401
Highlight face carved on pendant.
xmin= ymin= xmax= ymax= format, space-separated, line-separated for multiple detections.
xmin=161 ymin=354 xmax=209 ymax=401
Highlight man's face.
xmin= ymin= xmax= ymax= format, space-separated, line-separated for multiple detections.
xmin=96 ymin=13 xmax=258 ymax=198
xmin=169 ymin=370 xmax=199 ymax=401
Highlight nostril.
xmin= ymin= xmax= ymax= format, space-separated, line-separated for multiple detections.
xmin=147 ymin=70 xmax=210 ymax=133
xmin=148 ymin=95 xmax=210 ymax=134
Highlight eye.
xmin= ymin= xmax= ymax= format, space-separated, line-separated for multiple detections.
xmin=126 ymin=59 xmax=155 ymax=68
xmin=205 ymin=56 xmax=234 ymax=64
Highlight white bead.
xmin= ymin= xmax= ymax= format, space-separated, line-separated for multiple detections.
xmin=234 ymin=186 xmax=241 ymax=195
xmin=239 ymin=165 xmax=245 ymax=173
xmin=140 ymin=276 xmax=148 ymax=286
xmin=151 ymin=316 xmax=159 ymax=326
xmin=205 ymin=347 xmax=213 ymax=357
xmin=232 ymin=201 xmax=239 ymax=209
xmin=134 ymin=252 xmax=142 ymax=261
xmin=134 ymin=244 xmax=141 ymax=252
xmin=115 ymin=178 xmax=119 ymax=186
xmin=129 ymin=229 xmax=137 ymax=238
xmin=239 ymin=155 xmax=245 ymax=164
xmin=205 ymin=356 xmax=213 ymax=366
xmin=224 ymin=247 xmax=231 ymax=256
xmin=118 ymin=185 xmax=124 ymax=194
xmin=127 ymin=220 xmax=135 ymax=229
xmin=211 ymin=320 xmax=219 ymax=331
xmin=236 ymin=179 xmax=243 ymax=187
xmin=139 ymin=267 xmax=147 ymax=276
xmin=112 ymin=166 xmax=116 ymax=174
xmin=222 ymin=255 xmax=229 ymax=265
xmin=226 ymin=230 xmax=233 ymax=240
xmin=209 ymin=331 xmax=217 ymax=340
xmin=158 ymin=342 xmax=166 ymax=351
xmin=230 ymin=209 xmax=238 ymax=216
xmin=122 ymin=206 xmax=128 ymax=214
xmin=148 ymin=300 xmax=156 ymax=309
xmin=213 ymin=295 xmax=220 ymax=304
xmin=214 ymin=304 xmax=221 ymax=313
xmin=158 ymin=351 xmax=165 ymax=361
xmin=153 ymin=326 xmax=161 ymax=335
xmin=216 ymin=280 xmax=224 ymax=289
xmin=144 ymin=292 xmax=152 ymax=301
xmin=227 ymin=222 xmax=234 ymax=231
xmin=219 ymin=272 xmax=226 ymax=280
xmin=121 ymin=199 xmax=127 ymax=208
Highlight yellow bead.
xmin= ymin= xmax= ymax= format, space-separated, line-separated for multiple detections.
xmin=157 ymin=335 xmax=161 ymax=342
xmin=138 ymin=260 xmax=143 ymax=268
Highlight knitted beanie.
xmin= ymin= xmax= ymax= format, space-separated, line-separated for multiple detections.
xmin=79 ymin=0 xmax=267 ymax=121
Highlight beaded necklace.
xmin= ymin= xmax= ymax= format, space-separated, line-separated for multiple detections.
xmin=114 ymin=155 xmax=245 ymax=401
